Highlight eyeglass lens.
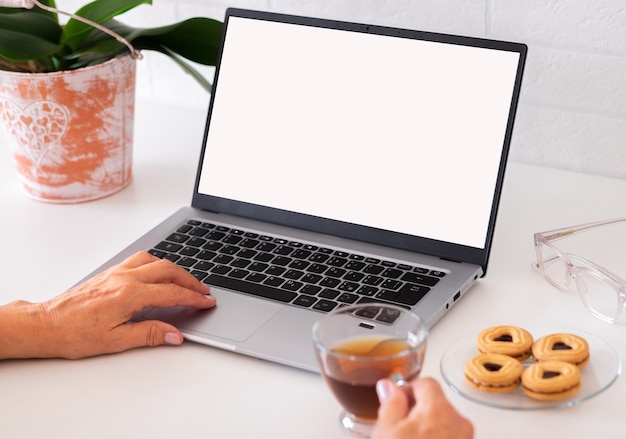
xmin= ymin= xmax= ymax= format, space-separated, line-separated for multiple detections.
xmin=575 ymin=271 xmax=620 ymax=322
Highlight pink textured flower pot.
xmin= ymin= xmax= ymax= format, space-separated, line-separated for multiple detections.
xmin=0 ymin=55 xmax=136 ymax=203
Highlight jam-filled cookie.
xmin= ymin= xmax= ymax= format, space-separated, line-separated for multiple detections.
xmin=532 ymin=333 xmax=589 ymax=368
xmin=521 ymin=360 xmax=582 ymax=400
xmin=464 ymin=353 xmax=523 ymax=393
xmin=477 ymin=325 xmax=534 ymax=361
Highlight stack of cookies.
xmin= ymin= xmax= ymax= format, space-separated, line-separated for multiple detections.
xmin=463 ymin=325 xmax=589 ymax=400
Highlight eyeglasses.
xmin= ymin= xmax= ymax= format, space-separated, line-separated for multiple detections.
xmin=532 ymin=218 xmax=626 ymax=324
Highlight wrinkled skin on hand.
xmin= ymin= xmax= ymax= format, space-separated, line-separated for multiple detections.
xmin=0 ymin=251 xmax=216 ymax=360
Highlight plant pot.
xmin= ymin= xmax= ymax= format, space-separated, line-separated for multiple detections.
xmin=0 ymin=55 xmax=136 ymax=203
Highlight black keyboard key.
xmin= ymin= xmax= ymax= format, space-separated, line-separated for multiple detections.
xmin=177 ymin=224 xmax=193 ymax=233
xmin=189 ymin=227 xmax=210 ymax=237
xmin=206 ymin=274 xmax=297 ymax=303
xmin=223 ymin=235 xmax=242 ymax=244
xmin=363 ymin=264 xmax=384 ymax=275
xmin=177 ymin=257 xmax=197 ymax=268
xmin=327 ymin=256 xmax=347 ymax=267
xmin=271 ymin=256 xmax=291 ymax=266
xmin=381 ymin=268 xmax=403 ymax=279
xmin=356 ymin=285 xmax=378 ymax=296
xmin=345 ymin=261 xmax=366 ymax=271
xmin=194 ymin=261 xmax=214 ymax=271
xmin=266 ymin=266 xmax=286 ymax=276
xmin=344 ymin=271 xmax=365 ymax=282
xmin=319 ymin=289 xmax=339 ymax=299
xmin=206 ymin=230 xmax=226 ymax=241
xmin=306 ymin=263 xmax=327 ymax=274
xmin=363 ymin=275 xmax=383 ymax=286
xmin=257 ymin=242 xmax=276 ymax=252
xmin=283 ymin=280 xmax=303 ymax=291
xmin=274 ymin=245 xmax=295 ymax=255
xmin=232 ymin=258 xmax=251 ymax=268
xmin=338 ymin=281 xmax=359 ymax=292
xmin=163 ymin=253 xmax=180 ymax=263
xmin=320 ymin=277 xmax=341 ymax=288
xmin=214 ymin=254 xmax=234 ymax=265
xmin=166 ymin=233 xmax=189 ymax=243
xmin=219 ymin=245 xmax=240 ymax=255
xmin=203 ymin=241 xmax=223 ymax=251
xmin=254 ymin=252 xmax=274 ymax=262
xmin=246 ymin=272 xmax=267 ymax=283
xmin=187 ymin=237 xmax=207 ymax=247
xmin=197 ymin=250 xmax=217 ymax=260
xmin=229 ymin=269 xmax=249 ymax=279
xmin=293 ymin=295 xmax=317 ymax=308
xmin=211 ymin=265 xmax=232 ymax=275
xmin=284 ymin=269 xmax=304 ymax=280
xmin=263 ymin=276 xmax=284 ymax=287
xmin=301 ymin=273 xmax=322 ymax=284
xmin=313 ymin=299 xmax=338 ymax=312
xmin=191 ymin=271 xmax=208 ymax=281
xmin=400 ymin=272 xmax=440 ymax=287
xmin=396 ymin=284 xmax=430 ymax=305
xmin=301 ymin=284 xmax=322 ymax=295
xmin=180 ymin=246 xmax=200 ymax=257
xmin=289 ymin=259 xmax=310 ymax=270
xmin=292 ymin=249 xmax=312 ymax=259
xmin=337 ymin=293 xmax=359 ymax=304
xmin=326 ymin=267 xmax=346 ymax=278
xmin=237 ymin=249 xmax=257 ymax=259
xmin=249 ymin=262 xmax=269 ymax=272
xmin=148 ymin=249 xmax=166 ymax=258
xmin=155 ymin=241 xmax=183 ymax=253
xmin=309 ymin=253 xmax=330 ymax=263
xmin=240 ymin=238 xmax=260 ymax=248
xmin=381 ymin=279 xmax=402 ymax=290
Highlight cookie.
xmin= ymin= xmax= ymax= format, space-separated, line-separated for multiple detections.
xmin=532 ymin=333 xmax=590 ymax=368
xmin=521 ymin=361 xmax=582 ymax=400
xmin=477 ymin=325 xmax=534 ymax=361
xmin=464 ymin=353 xmax=523 ymax=393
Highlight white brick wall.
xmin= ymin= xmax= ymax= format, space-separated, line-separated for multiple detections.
xmin=56 ymin=0 xmax=626 ymax=179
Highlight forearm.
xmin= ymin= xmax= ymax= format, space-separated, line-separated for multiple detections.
xmin=0 ymin=300 xmax=52 ymax=360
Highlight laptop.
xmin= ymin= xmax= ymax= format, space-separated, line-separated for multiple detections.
xmin=81 ymin=8 xmax=526 ymax=372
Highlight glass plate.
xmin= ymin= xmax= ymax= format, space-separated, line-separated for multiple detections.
xmin=440 ymin=326 xmax=622 ymax=410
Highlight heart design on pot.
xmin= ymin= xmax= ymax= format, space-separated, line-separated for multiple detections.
xmin=0 ymin=98 xmax=70 ymax=174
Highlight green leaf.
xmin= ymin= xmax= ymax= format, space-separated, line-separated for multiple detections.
xmin=132 ymin=18 xmax=223 ymax=66
xmin=61 ymin=0 xmax=151 ymax=49
xmin=0 ymin=11 xmax=61 ymax=43
xmin=0 ymin=28 xmax=62 ymax=61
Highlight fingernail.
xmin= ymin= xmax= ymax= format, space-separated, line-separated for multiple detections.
xmin=165 ymin=332 xmax=182 ymax=345
xmin=376 ymin=379 xmax=393 ymax=402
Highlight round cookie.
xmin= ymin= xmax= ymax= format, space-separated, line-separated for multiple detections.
xmin=464 ymin=353 xmax=523 ymax=393
xmin=477 ymin=325 xmax=534 ymax=361
xmin=521 ymin=360 xmax=582 ymax=400
xmin=532 ymin=333 xmax=590 ymax=368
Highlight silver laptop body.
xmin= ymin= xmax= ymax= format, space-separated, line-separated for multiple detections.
xmin=80 ymin=8 xmax=526 ymax=372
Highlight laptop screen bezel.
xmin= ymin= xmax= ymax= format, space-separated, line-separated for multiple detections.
xmin=192 ymin=8 xmax=527 ymax=274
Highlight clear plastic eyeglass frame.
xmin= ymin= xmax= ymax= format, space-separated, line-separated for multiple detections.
xmin=532 ymin=218 xmax=626 ymax=324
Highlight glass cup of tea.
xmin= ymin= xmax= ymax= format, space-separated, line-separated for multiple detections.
xmin=312 ymin=303 xmax=428 ymax=437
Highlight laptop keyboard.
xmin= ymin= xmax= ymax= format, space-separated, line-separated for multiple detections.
xmin=148 ymin=219 xmax=446 ymax=314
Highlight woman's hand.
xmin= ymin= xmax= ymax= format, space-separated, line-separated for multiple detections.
xmin=373 ymin=377 xmax=473 ymax=439
xmin=0 ymin=251 xmax=216 ymax=360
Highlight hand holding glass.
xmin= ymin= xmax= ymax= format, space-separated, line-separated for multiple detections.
xmin=312 ymin=304 xmax=428 ymax=437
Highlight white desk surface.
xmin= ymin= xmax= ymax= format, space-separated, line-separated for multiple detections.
xmin=1 ymin=100 xmax=625 ymax=439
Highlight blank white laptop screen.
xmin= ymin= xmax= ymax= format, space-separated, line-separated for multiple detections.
xmin=198 ymin=16 xmax=521 ymax=249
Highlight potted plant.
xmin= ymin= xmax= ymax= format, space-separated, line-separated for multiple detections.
xmin=0 ymin=0 xmax=222 ymax=202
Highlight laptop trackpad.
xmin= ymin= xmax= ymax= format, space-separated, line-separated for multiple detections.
xmin=142 ymin=290 xmax=282 ymax=342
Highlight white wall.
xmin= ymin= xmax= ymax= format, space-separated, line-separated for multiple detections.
xmin=57 ymin=0 xmax=626 ymax=179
